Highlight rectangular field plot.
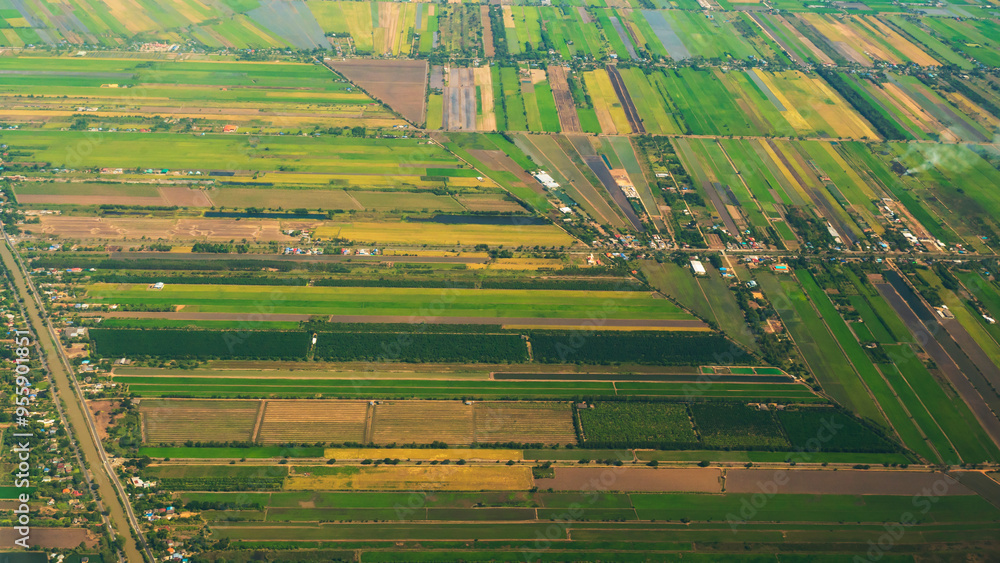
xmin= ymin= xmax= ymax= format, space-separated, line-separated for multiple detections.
xmin=256 ymin=400 xmax=369 ymax=444
xmin=371 ymin=401 xmax=473 ymax=445
xmin=140 ymin=399 xmax=259 ymax=444
xmin=84 ymin=284 xmax=692 ymax=321
xmin=578 ymin=402 xmax=698 ymax=449
xmin=284 ymin=465 xmax=533 ymax=491
xmin=473 ymin=402 xmax=576 ymax=445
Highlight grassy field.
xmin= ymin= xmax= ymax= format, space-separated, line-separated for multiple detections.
xmin=113 ymin=373 xmax=819 ymax=401
xmin=757 ymin=271 xmax=883 ymax=422
xmin=85 ymin=284 xmax=691 ymax=319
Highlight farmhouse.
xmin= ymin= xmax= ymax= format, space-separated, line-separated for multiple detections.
xmin=63 ymin=327 xmax=88 ymax=339
xmin=609 ymin=169 xmax=640 ymax=198
xmin=533 ymin=171 xmax=560 ymax=189
xmin=690 ymin=260 xmax=707 ymax=276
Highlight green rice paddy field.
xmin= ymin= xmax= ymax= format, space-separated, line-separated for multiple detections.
xmin=84 ymin=284 xmax=693 ymax=319
xmin=1 ymin=130 xmax=458 ymax=175
xmin=113 ymin=373 xmax=818 ymax=400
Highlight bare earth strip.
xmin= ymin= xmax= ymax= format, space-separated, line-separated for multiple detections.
xmin=16 ymin=194 xmax=167 ymax=206
xmin=96 ymin=312 xmax=312 ymax=322
xmin=326 ymin=59 xmax=429 ymax=124
xmin=547 ymin=65 xmax=582 ymax=133
xmin=535 ymin=467 xmax=723 ymax=492
xmin=726 ymin=469 xmax=974 ymax=496
xmin=481 ymin=5 xmax=495 ymax=58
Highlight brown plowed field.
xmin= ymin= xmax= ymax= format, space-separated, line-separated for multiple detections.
xmin=256 ymin=400 xmax=369 ymax=444
xmin=326 ymin=59 xmax=429 ymax=124
xmin=535 ymin=467 xmax=723 ymax=492
xmin=0 ymin=528 xmax=98 ymax=548
xmin=547 ymin=65 xmax=582 ymax=133
xmin=725 ymin=469 xmax=975 ymax=496
xmin=36 ymin=216 xmax=300 ymax=241
xmin=481 ymin=5 xmax=495 ymax=57
xmin=16 ymin=193 xmax=164 ymax=206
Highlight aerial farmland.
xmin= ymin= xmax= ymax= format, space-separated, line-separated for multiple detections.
xmin=1 ymin=0 xmax=1000 ymax=561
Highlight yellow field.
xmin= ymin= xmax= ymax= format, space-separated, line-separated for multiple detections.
xmin=475 ymin=67 xmax=497 ymax=131
xmin=312 ymin=222 xmax=576 ymax=247
xmin=285 ymin=465 xmax=533 ymax=491
xmin=585 ymin=70 xmax=631 ymax=135
xmin=502 ymin=5 xmax=515 ymax=27
xmin=380 ymin=249 xmax=490 ymax=258
xmin=467 ymin=258 xmax=565 ymax=270
xmin=752 ymin=69 xmax=810 ymax=132
xmin=324 ymin=448 xmax=523 ymax=461
xmin=759 ymin=70 xmax=877 ymax=139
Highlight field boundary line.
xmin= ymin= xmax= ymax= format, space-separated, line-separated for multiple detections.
xmin=251 ymin=399 xmax=268 ymax=443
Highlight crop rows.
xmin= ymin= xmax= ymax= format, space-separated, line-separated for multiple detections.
xmin=473 ymin=402 xmax=576 ymax=445
xmin=579 ymin=402 xmax=898 ymax=452
xmin=256 ymin=400 xmax=369 ymax=444
xmin=529 ymin=331 xmax=751 ymax=365
xmin=141 ymin=399 xmax=259 ymax=444
xmin=371 ymin=401 xmax=475 ymax=445
xmin=91 ymin=328 xmax=310 ymax=360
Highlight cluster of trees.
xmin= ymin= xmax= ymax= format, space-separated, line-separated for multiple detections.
xmin=778 ymin=408 xmax=898 ymax=453
xmin=314 ymin=332 xmax=528 ymax=363
xmin=816 ymin=70 xmax=908 ymax=141
xmin=530 ymin=331 xmax=751 ymax=365
xmin=90 ymin=329 xmax=311 ymax=360
xmin=92 ymin=274 xmax=308 ymax=286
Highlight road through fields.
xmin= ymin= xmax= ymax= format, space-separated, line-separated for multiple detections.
xmin=0 ymin=237 xmax=148 ymax=562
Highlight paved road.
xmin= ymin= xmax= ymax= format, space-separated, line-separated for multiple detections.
xmin=0 ymin=237 xmax=148 ymax=562
xmin=325 ymin=315 xmax=707 ymax=327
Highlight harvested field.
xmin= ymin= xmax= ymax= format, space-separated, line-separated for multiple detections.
xmin=725 ymin=470 xmax=975 ymax=496
xmin=534 ymin=467 xmax=723 ymax=492
xmin=455 ymin=194 xmax=525 ymax=213
xmin=474 ymin=66 xmax=496 ymax=131
xmin=285 ymin=465 xmax=533 ymax=491
xmin=257 ymin=400 xmax=369 ymax=444
xmin=159 ymin=187 xmax=215 ymax=207
xmin=35 ymin=215 xmax=301 ymax=242
xmin=326 ymin=59 xmax=428 ymax=124
xmin=481 ymin=5 xmax=494 ymax=58
xmin=14 ymin=182 xmax=212 ymax=207
xmin=0 ymin=528 xmax=97 ymax=548
xmin=547 ymin=65 xmax=581 ymax=133
xmin=443 ymin=66 xmax=476 ymax=131
xmin=371 ymin=400 xmax=474 ymax=445
xmin=16 ymin=192 xmax=164 ymax=206
xmin=474 ymin=402 xmax=576 ymax=444
xmin=140 ymin=399 xmax=259 ymax=444
xmin=208 ymin=188 xmax=362 ymax=210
